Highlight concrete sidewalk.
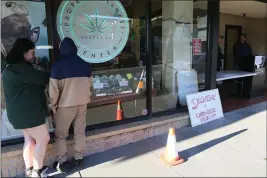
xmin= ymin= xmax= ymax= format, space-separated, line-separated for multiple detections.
xmin=50 ymin=102 xmax=267 ymax=177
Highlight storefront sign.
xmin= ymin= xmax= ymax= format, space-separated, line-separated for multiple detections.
xmin=186 ymin=89 xmax=224 ymax=127
xmin=56 ymin=1 xmax=130 ymax=63
xmin=192 ymin=38 xmax=202 ymax=55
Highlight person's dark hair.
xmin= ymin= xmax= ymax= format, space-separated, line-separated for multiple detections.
xmin=239 ymin=33 xmax=246 ymax=38
xmin=6 ymin=38 xmax=35 ymax=64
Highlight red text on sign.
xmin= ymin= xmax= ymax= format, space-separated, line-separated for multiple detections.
xmin=191 ymin=93 xmax=216 ymax=110
xmin=196 ymin=108 xmax=216 ymax=123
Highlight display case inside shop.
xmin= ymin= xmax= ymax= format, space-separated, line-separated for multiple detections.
xmin=91 ymin=67 xmax=147 ymax=98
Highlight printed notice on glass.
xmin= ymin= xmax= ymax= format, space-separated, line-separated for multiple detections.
xmin=186 ymin=89 xmax=224 ymax=127
xmin=192 ymin=38 xmax=202 ymax=55
xmin=177 ymin=69 xmax=199 ymax=106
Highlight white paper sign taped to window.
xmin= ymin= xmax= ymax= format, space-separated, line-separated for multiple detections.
xmin=177 ymin=69 xmax=199 ymax=106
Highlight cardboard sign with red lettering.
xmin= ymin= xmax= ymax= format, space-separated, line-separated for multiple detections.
xmin=186 ymin=89 xmax=224 ymax=127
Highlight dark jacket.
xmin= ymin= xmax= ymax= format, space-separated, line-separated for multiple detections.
xmin=233 ymin=42 xmax=253 ymax=57
xmin=49 ymin=38 xmax=92 ymax=111
xmin=233 ymin=42 xmax=253 ymax=69
xmin=217 ymin=45 xmax=223 ymax=71
xmin=2 ymin=61 xmax=49 ymax=129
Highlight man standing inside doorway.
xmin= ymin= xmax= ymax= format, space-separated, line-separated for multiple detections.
xmin=49 ymin=37 xmax=92 ymax=173
xmin=233 ymin=33 xmax=253 ymax=69
xmin=217 ymin=36 xmax=224 ymax=71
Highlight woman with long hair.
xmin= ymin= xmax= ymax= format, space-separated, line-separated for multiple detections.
xmin=2 ymin=38 xmax=50 ymax=177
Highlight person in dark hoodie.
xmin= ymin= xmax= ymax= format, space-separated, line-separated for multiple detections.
xmin=49 ymin=37 xmax=92 ymax=172
xmin=2 ymin=38 xmax=50 ymax=177
xmin=233 ymin=33 xmax=253 ymax=69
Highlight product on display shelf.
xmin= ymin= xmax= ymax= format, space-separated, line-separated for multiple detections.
xmin=93 ymin=76 xmax=101 ymax=83
xmin=115 ymin=74 xmax=123 ymax=82
xmin=109 ymin=75 xmax=117 ymax=86
xmin=101 ymin=75 xmax=108 ymax=83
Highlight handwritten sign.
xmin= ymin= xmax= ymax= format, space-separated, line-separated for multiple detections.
xmin=186 ymin=89 xmax=224 ymax=127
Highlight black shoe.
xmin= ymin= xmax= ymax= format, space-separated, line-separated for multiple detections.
xmin=53 ymin=161 xmax=72 ymax=173
xmin=72 ymin=158 xmax=84 ymax=170
xmin=32 ymin=166 xmax=49 ymax=177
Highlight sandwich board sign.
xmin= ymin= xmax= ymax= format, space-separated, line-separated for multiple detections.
xmin=186 ymin=89 xmax=224 ymax=127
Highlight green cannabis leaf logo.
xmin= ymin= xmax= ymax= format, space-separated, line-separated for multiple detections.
xmin=80 ymin=8 xmax=112 ymax=34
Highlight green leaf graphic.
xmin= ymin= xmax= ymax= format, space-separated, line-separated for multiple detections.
xmin=80 ymin=9 xmax=112 ymax=35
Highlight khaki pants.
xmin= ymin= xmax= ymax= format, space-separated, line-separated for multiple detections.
xmin=54 ymin=105 xmax=87 ymax=163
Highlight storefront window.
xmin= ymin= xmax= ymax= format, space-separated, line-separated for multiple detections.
xmin=1 ymin=0 xmax=211 ymax=142
xmin=50 ymin=0 xmax=148 ymax=126
xmin=87 ymin=1 xmax=148 ymax=125
xmin=151 ymin=0 xmax=208 ymax=113
xmin=1 ymin=0 xmax=51 ymax=140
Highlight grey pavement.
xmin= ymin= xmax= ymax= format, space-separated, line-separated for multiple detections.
xmin=50 ymin=102 xmax=267 ymax=177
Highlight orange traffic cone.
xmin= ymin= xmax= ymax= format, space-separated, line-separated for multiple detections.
xmin=116 ymin=100 xmax=123 ymax=121
xmin=160 ymin=128 xmax=184 ymax=166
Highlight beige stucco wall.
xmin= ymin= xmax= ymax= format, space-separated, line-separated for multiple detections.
xmin=2 ymin=113 xmax=189 ymax=177
xmin=219 ymin=13 xmax=267 ymax=56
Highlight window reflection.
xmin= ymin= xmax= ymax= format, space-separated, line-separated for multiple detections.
xmin=1 ymin=0 xmax=51 ymax=140
xmin=151 ymin=0 xmax=208 ymax=113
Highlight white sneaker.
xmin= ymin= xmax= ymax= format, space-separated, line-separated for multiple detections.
xmin=31 ymin=166 xmax=49 ymax=178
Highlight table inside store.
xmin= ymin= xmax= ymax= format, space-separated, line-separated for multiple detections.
xmin=216 ymin=70 xmax=257 ymax=81
xmin=198 ymin=70 xmax=257 ymax=97
xmin=216 ymin=70 xmax=257 ymax=99
xmin=217 ymin=55 xmax=266 ymax=99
